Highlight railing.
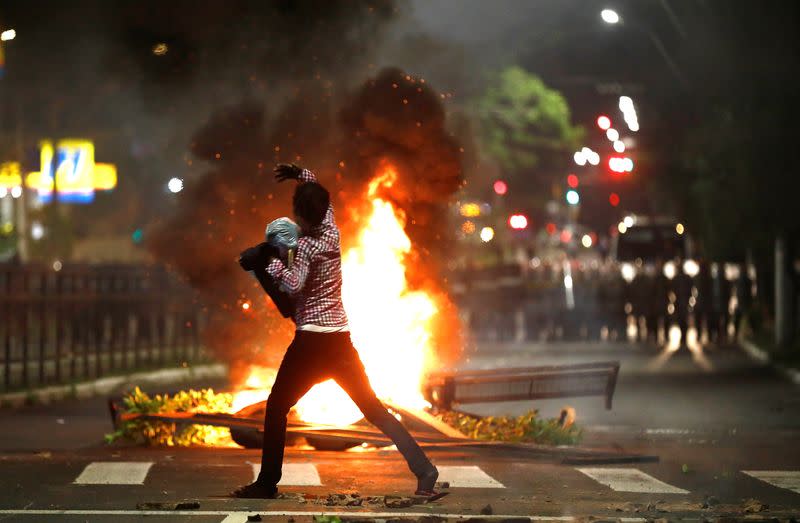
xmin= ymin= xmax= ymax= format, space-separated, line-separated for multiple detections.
xmin=0 ymin=263 xmax=207 ymax=392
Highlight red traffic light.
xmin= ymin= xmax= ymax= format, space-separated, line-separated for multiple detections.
xmin=609 ymin=193 xmax=620 ymax=207
xmin=567 ymin=174 xmax=579 ymax=188
xmin=597 ymin=115 xmax=611 ymax=130
xmin=493 ymin=180 xmax=508 ymax=195
xmin=508 ymin=214 xmax=528 ymax=230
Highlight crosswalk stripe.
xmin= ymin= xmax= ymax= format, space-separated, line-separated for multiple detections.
xmin=742 ymin=470 xmax=800 ymax=494
xmin=73 ymin=462 xmax=153 ymax=485
xmin=438 ymin=465 xmax=505 ymax=488
xmin=251 ymin=463 xmax=322 ymax=486
xmin=577 ymin=467 xmax=688 ymax=494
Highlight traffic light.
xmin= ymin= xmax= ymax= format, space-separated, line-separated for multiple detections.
xmin=508 ymin=214 xmax=528 ymax=230
xmin=493 ymin=180 xmax=508 ymax=195
xmin=609 ymin=193 xmax=620 ymax=207
xmin=566 ymin=189 xmax=580 ymax=205
xmin=132 ymin=228 xmax=144 ymax=244
xmin=567 ymin=174 xmax=579 ymax=188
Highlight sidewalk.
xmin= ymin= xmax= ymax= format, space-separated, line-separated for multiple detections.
xmin=740 ymin=337 xmax=800 ymax=385
xmin=0 ymin=362 xmax=227 ymax=408
xmin=0 ymin=366 xmax=230 ymax=451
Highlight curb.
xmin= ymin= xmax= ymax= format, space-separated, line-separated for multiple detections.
xmin=740 ymin=338 xmax=800 ymax=385
xmin=0 ymin=363 xmax=229 ymax=408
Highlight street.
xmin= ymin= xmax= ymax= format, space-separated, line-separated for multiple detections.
xmin=3 ymin=1 xmax=800 ymax=521
xmin=1 ymin=340 xmax=799 ymax=521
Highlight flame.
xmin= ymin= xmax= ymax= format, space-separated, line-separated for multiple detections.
xmin=230 ymin=366 xmax=275 ymax=412
xmin=232 ymin=163 xmax=438 ymax=428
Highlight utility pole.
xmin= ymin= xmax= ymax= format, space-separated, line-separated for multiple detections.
xmin=14 ymin=103 xmax=28 ymax=261
xmin=775 ymin=233 xmax=794 ymax=348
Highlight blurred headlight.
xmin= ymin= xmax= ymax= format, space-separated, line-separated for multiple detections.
xmin=663 ymin=261 xmax=677 ymax=280
xmin=621 ymin=262 xmax=636 ymax=283
xmin=682 ymin=259 xmax=700 ymax=277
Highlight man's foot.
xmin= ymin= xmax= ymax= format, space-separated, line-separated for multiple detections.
xmin=415 ymin=465 xmax=439 ymax=495
xmin=230 ymin=481 xmax=278 ymax=499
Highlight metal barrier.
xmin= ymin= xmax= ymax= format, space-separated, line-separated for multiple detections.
xmin=0 ymin=263 xmax=207 ymax=392
xmin=423 ymin=361 xmax=621 ymax=410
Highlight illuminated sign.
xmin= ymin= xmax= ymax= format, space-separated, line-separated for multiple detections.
xmin=25 ymin=140 xmax=117 ymax=204
xmin=0 ymin=162 xmax=22 ymax=189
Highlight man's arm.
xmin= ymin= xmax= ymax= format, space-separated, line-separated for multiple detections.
xmin=274 ymin=164 xmax=335 ymax=227
xmin=252 ymin=268 xmax=295 ymax=318
xmin=266 ymin=241 xmax=311 ymax=295
xmin=238 ymin=243 xmax=294 ymax=318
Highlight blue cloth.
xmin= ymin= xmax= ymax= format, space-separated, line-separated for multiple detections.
xmin=265 ymin=217 xmax=300 ymax=264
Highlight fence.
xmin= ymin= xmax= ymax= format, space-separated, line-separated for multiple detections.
xmin=0 ymin=263 xmax=207 ymax=392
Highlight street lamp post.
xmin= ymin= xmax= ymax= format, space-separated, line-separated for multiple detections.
xmin=600 ymin=8 xmax=689 ymax=90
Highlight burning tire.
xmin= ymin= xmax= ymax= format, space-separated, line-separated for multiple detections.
xmin=304 ymin=437 xmax=359 ymax=451
xmin=230 ymin=400 xmax=303 ymax=449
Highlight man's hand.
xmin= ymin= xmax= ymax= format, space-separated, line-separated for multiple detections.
xmin=238 ymin=242 xmax=279 ymax=271
xmin=274 ymin=163 xmax=303 ymax=183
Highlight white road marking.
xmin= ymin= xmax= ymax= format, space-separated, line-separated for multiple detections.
xmin=250 ymin=462 xmax=322 ymax=486
xmin=577 ymin=467 xmax=689 ymax=494
xmin=0 ymin=509 xmax=578 ymax=521
xmin=438 ymin=465 xmax=505 ymax=488
xmin=73 ymin=462 xmax=153 ymax=485
xmin=742 ymin=470 xmax=800 ymax=493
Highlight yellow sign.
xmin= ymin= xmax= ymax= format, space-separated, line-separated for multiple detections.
xmin=25 ymin=140 xmax=117 ymax=203
xmin=459 ymin=202 xmax=482 ymax=218
xmin=0 ymin=162 xmax=22 ymax=189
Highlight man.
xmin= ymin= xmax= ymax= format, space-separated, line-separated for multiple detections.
xmin=233 ymin=163 xmax=439 ymax=499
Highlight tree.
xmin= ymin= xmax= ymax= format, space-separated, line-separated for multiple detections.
xmin=474 ymin=66 xmax=584 ymax=202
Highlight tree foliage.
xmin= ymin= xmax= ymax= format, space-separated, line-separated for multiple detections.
xmin=667 ymin=83 xmax=800 ymax=262
xmin=475 ymin=66 xmax=584 ymax=190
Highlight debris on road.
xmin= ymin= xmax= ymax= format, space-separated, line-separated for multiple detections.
xmin=384 ymin=495 xmax=415 ymax=508
xmin=135 ymin=500 xmax=200 ymax=510
xmin=479 ymin=503 xmax=493 ymax=515
xmin=742 ymin=498 xmax=769 ymax=513
xmin=557 ymin=406 xmax=576 ymax=428
xmin=320 ymin=493 xmax=364 ymax=507
xmin=434 ymin=409 xmax=583 ymax=445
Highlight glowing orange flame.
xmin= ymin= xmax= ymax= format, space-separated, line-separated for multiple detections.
xmin=233 ymin=163 xmax=438 ymax=427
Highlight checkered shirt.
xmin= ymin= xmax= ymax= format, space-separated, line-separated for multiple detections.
xmin=266 ymin=169 xmax=349 ymax=329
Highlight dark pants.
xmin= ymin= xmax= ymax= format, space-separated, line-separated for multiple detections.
xmin=257 ymin=330 xmax=434 ymax=486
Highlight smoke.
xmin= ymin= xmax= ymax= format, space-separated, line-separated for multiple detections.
xmin=147 ymin=6 xmax=465 ymax=380
xmin=337 ymin=67 xmax=464 ymax=365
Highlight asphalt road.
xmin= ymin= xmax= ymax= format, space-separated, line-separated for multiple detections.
xmin=0 ymin=341 xmax=798 ymax=521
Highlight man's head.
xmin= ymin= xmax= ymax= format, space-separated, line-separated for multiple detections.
xmin=293 ymin=182 xmax=330 ymax=232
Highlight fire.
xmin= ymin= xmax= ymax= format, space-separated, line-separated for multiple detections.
xmin=233 ymin=163 xmax=438 ymax=428
xmin=230 ymin=366 xmax=275 ymax=412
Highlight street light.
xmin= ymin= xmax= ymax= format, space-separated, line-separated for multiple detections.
xmin=600 ymin=9 xmax=620 ymax=25
xmin=0 ymin=29 xmax=15 ymax=42
xmin=600 ymin=9 xmax=689 ymax=90
xmin=167 ymin=177 xmax=184 ymax=193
